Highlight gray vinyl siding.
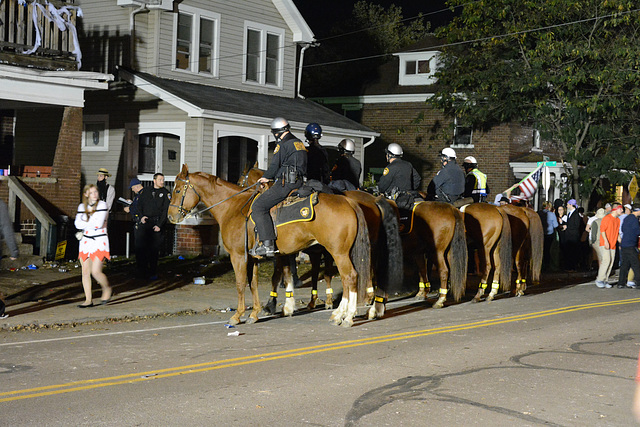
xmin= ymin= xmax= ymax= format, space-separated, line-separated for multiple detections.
xmin=154 ymin=0 xmax=297 ymax=98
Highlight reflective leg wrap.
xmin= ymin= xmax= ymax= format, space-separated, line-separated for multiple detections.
xmin=439 ymin=288 xmax=448 ymax=295
xmin=326 ymin=288 xmax=333 ymax=295
xmin=285 ymin=291 xmax=293 ymax=298
xmin=311 ymin=289 xmax=318 ymax=295
xmin=366 ymin=287 xmax=374 ymax=294
xmin=480 ymin=282 xmax=488 ymax=290
xmin=270 ymin=291 xmax=278 ymax=297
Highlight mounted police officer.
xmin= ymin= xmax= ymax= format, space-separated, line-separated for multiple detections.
xmin=304 ymin=123 xmax=330 ymax=184
xmin=429 ymin=147 xmax=465 ymax=204
xmin=329 ymin=138 xmax=361 ymax=192
xmin=378 ymin=143 xmax=421 ymax=202
xmin=249 ymin=117 xmax=307 ymax=257
xmin=462 ymin=156 xmax=489 ymax=203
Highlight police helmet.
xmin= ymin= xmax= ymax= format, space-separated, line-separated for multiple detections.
xmin=305 ymin=123 xmax=322 ymax=141
xmin=270 ymin=117 xmax=290 ymax=139
xmin=463 ymin=156 xmax=477 ymax=164
xmin=338 ymin=138 xmax=355 ymax=153
xmin=385 ymin=143 xmax=403 ymax=158
xmin=440 ymin=147 xmax=457 ymax=163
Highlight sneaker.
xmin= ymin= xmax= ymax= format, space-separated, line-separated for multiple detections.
xmin=617 ymin=284 xmax=628 ymax=289
xmin=0 ymin=313 xmax=8 ymax=319
xmin=596 ymin=281 xmax=612 ymax=288
xmin=627 ymin=282 xmax=637 ymax=289
xmin=604 ymin=282 xmax=613 ymax=288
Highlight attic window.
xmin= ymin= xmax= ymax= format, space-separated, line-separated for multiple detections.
xmin=173 ymin=6 xmax=220 ymax=77
xmin=405 ymin=60 xmax=430 ymax=75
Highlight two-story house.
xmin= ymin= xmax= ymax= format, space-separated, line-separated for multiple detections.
xmin=313 ymin=37 xmax=568 ymax=209
xmin=72 ymin=0 xmax=378 ymax=255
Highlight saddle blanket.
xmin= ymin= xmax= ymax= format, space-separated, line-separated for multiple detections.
xmin=274 ymin=192 xmax=319 ymax=227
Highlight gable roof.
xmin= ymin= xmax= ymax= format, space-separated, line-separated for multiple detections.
xmin=119 ymin=68 xmax=376 ymax=138
xmin=273 ymin=0 xmax=315 ymax=43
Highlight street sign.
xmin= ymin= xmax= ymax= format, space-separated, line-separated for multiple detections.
xmin=629 ymin=175 xmax=639 ymax=200
xmin=537 ymin=161 xmax=557 ymax=167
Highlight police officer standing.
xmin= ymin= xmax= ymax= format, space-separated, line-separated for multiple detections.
xmin=304 ymin=123 xmax=330 ymax=183
xmin=378 ymin=143 xmax=421 ymax=197
xmin=429 ymin=147 xmax=465 ymax=203
xmin=137 ymin=173 xmax=171 ymax=280
xmin=249 ymin=117 xmax=307 ymax=257
xmin=123 ymin=178 xmax=146 ymax=278
xmin=462 ymin=156 xmax=489 ymax=202
xmin=329 ymin=139 xmax=362 ymax=192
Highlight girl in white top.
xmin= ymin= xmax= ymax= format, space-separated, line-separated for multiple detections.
xmin=74 ymin=184 xmax=112 ymax=308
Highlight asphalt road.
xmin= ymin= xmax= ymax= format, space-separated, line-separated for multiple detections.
xmin=2 ymin=283 xmax=640 ymax=426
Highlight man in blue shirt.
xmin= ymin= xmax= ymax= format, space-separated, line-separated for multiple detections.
xmin=539 ymin=201 xmax=558 ymax=268
xmin=616 ymin=207 xmax=640 ymax=289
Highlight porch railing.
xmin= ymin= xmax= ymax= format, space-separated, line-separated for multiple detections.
xmin=0 ymin=0 xmax=78 ymax=65
xmin=6 ymin=176 xmax=56 ymax=259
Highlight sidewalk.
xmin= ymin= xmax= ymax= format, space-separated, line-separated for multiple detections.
xmin=0 ymin=256 xmax=318 ymax=331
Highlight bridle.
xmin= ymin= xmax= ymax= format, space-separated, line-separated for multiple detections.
xmin=169 ymin=174 xmax=202 ymax=220
xmin=170 ymin=174 xmax=261 ymax=221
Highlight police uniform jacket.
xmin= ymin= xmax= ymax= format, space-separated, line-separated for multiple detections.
xmin=306 ymin=142 xmax=329 ymax=183
xmin=331 ymin=154 xmax=362 ymax=188
xmin=138 ymin=186 xmax=171 ymax=228
xmin=378 ymin=158 xmax=421 ymax=194
xmin=432 ymin=161 xmax=465 ymax=201
xmin=263 ymin=132 xmax=307 ymax=181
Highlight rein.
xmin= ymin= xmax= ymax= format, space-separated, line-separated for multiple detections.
xmin=171 ymin=175 xmax=260 ymax=220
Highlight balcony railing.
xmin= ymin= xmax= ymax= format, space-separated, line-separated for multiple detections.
xmin=0 ymin=0 xmax=79 ymax=69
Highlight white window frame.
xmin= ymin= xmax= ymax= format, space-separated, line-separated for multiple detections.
xmin=396 ymin=51 xmax=439 ymax=86
xmin=451 ymin=117 xmax=473 ymax=148
xmin=82 ymin=114 xmax=109 ymax=152
xmin=242 ymin=21 xmax=284 ymax=88
xmin=137 ymin=122 xmax=186 ymax=182
xmin=172 ymin=5 xmax=220 ymax=77
xmin=532 ymin=129 xmax=542 ymax=151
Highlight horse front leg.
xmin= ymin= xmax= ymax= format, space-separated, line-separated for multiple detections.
xmin=246 ymin=260 xmax=261 ymax=324
xmin=324 ymin=254 xmax=335 ymax=309
xmin=282 ymin=256 xmax=296 ymax=317
xmin=367 ymin=288 xmax=386 ymax=320
xmin=415 ymin=253 xmax=430 ymax=301
xmin=229 ymin=254 xmax=248 ymax=325
xmin=307 ymin=251 xmax=321 ymax=310
xmin=262 ymin=258 xmax=283 ymax=316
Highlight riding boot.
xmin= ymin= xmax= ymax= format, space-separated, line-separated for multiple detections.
xmin=249 ymin=240 xmax=279 ymax=257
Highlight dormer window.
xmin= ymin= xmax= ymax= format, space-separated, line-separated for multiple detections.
xmin=243 ymin=21 xmax=284 ymax=87
xmin=396 ymin=51 xmax=439 ymax=86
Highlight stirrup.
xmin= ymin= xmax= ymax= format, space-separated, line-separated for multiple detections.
xmin=249 ymin=241 xmax=279 ymax=257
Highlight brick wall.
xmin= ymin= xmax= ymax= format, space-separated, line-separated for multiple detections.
xmin=175 ymin=224 xmax=220 ymax=257
xmin=361 ymin=102 xmax=520 ymax=197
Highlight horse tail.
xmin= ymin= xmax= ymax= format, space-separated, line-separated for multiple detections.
xmin=345 ymin=197 xmax=372 ymax=303
xmin=374 ymin=196 xmax=403 ymax=294
xmin=449 ymin=207 xmax=468 ymax=301
xmin=498 ymin=209 xmax=513 ymax=291
xmin=527 ymin=210 xmax=544 ymax=284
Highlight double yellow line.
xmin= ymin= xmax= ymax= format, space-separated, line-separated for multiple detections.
xmin=2 ymin=297 xmax=639 ymax=403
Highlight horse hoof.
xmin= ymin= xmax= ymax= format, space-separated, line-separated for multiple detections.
xmin=415 ymin=294 xmax=427 ymax=301
xmin=245 ymin=315 xmax=258 ymax=325
xmin=432 ymin=301 xmax=444 ymax=309
xmin=228 ymin=316 xmax=240 ymax=326
xmin=341 ymin=319 xmax=353 ymax=328
xmin=262 ymin=299 xmax=277 ymax=316
xmin=516 ymin=291 xmax=524 ymax=297
xmin=330 ymin=318 xmax=341 ymax=326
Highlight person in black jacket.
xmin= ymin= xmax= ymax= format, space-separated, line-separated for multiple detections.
xmin=304 ymin=123 xmax=330 ymax=184
xmin=378 ymin=143 xmax=421 ymax=196
xmin=137 ymin=173 xmax=171 ymax=279
xmin=329 ymin=138 xmax=361 ymax=192
xmin=249 ymin=117 xmax=307 ymax=257
xmin=564 ymin=198 xmax=584 ymax=271
xmin=429 ymin=147 xmax=465 ymax=204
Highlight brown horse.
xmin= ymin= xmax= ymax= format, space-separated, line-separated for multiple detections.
xmin=520 ymin=206 xmax=543 ymax=294
xmin=498 ymin=204 xmax=531 ymax=296
xmin=167 ymin=164 xmax=371 ymax=327
xmin=369 ymin=201 xmax=468 ymax=319
xmin=462 ymin=203 xmax=512 ymax=302
xmin=237 ymin=168 xmax=404 ymax=312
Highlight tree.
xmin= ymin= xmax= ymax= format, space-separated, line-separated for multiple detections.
xmin=302 ymin=1 xmax=430 ymax=97
xmin=429 ymin=0 xmax=640 ymax=201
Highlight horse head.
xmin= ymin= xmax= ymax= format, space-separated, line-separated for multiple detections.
xmin=168 ymin=164 xmax=202 ymax=224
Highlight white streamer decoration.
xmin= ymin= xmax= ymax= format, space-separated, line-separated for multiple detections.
xmin=17 ymin=0 xmax=84 ymax=69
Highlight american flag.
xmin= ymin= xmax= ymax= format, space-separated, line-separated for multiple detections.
xmin=516 ymin=166 xmax=543 ymax=199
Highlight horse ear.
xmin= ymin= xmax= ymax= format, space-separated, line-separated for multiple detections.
xmin=181 ymin=164 xmax=189 ymax=175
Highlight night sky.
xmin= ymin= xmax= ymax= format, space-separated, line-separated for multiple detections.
xmin=294 ymin=0 xmax=453 ymax=38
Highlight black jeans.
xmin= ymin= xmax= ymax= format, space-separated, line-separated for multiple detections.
xmin=135 ymin=222 xmax=164 ymax=277
xmin=617 ymin=246 xmax=640 ymax=286
xmin=251 ymin=179 xmax=301 ymax=242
